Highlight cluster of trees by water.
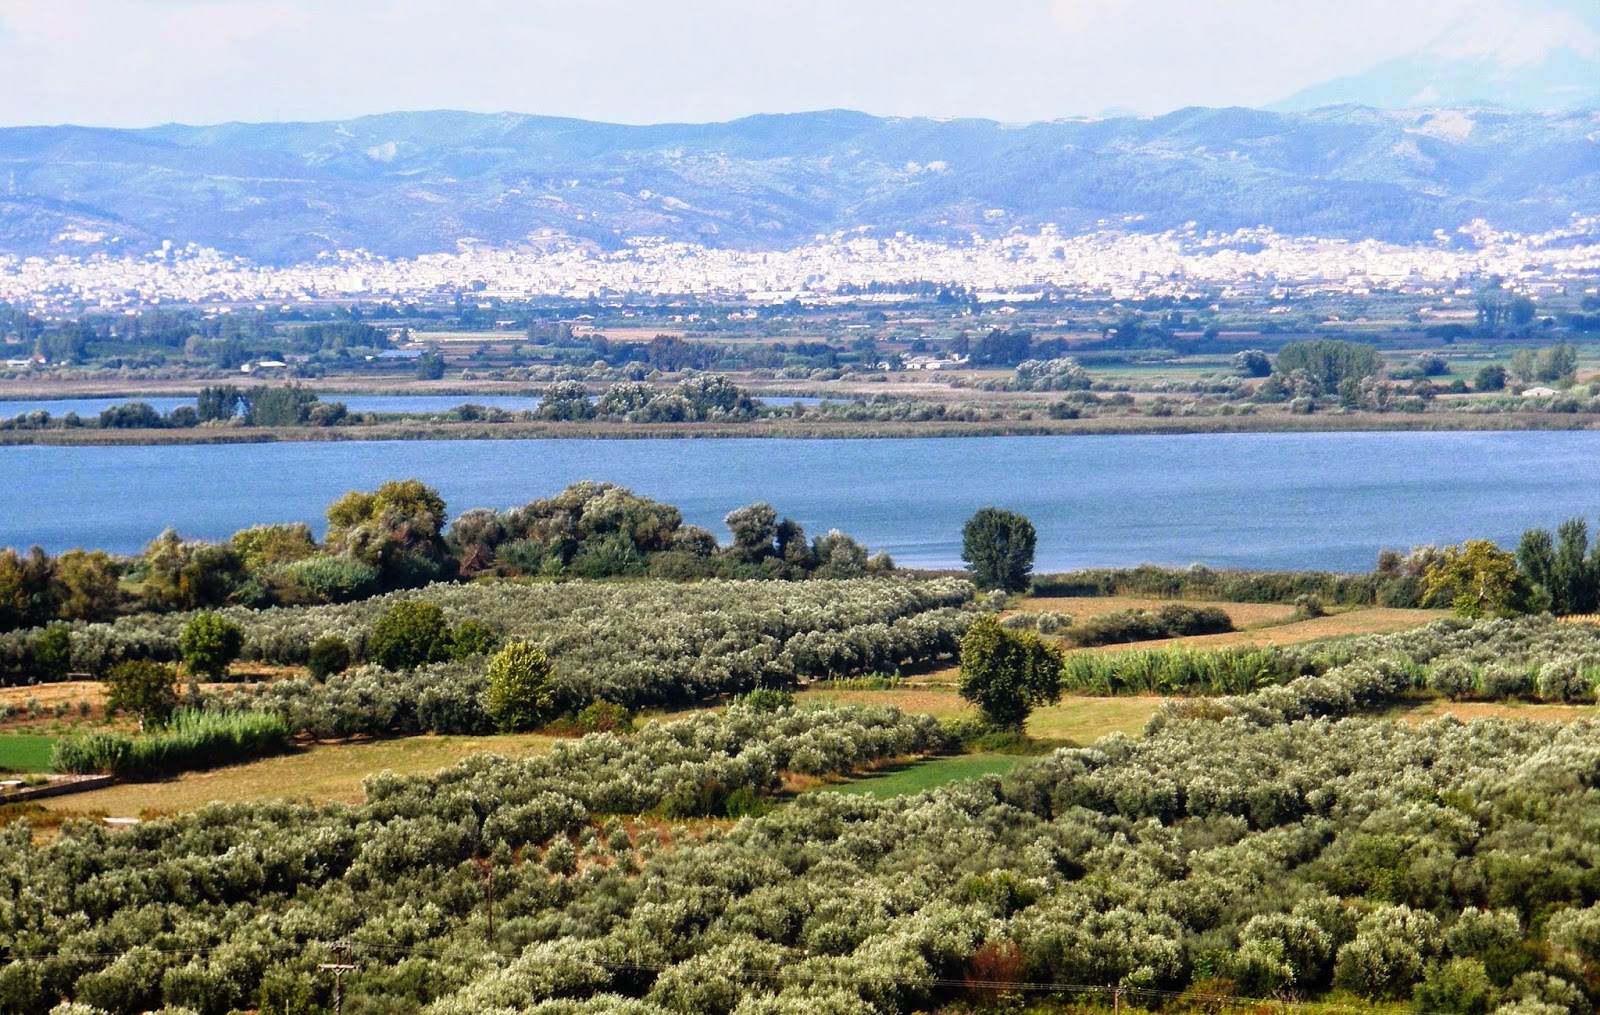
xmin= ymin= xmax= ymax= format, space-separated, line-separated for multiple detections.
xmin=0 ymin=372 xmax=773 ymax=434
xmin=0 ymin=480 xmax=895 ymax=636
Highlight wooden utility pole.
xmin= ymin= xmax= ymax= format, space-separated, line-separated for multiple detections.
xmin=318 ymin=940 xmax=357 ymax=1015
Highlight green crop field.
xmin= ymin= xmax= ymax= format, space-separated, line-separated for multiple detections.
xmin=804 ymin=753 xmax=1023 ymax=799
xmin=0 ymin=734 xmax=56 ymax=773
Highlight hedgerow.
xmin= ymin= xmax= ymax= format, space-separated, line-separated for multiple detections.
xmin=1032 ymin=563 xmax=1423 ymax=607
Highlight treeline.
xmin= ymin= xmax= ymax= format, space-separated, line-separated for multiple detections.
xmin=1 ymin=374 xmax=776 ymax=432
xmin=1031 ymin=562 xmax=1426 ymax=607
xmin=535 ymin=373 xmax=757 ymax=422
xmin=0 ymin=384 xmax=350 ymax=433
xmin=449 ymin=481 xmax=891 ymax=583
xmin=1005 ymin=603 xmax=1235 ymax=648
xmin=0 ymin=480 xmax=894 ymax=636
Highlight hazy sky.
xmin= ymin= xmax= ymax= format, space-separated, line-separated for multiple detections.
xmin=0 ymin=0 xmax=1589 ymax=127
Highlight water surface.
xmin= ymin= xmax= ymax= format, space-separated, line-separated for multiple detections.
xmin=4 ymin=432 xmax=1597 ymax=571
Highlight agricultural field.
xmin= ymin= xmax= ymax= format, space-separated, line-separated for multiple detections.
xmin=0 ymin=734 xmax=55 ymax=773
xmin=10 ymin=683 xmax=1600 ymax=1014
xmin=5 ymin=565 xmax=1600 ymax=1013
xmin=800 ymin=753 xmax=1023 ymax=798
xmin=40 ymin=733 xmax=557 ymax=815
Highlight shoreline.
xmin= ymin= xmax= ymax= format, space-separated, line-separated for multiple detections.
xmin=3 ymin=411 xmax=1598 ymax=445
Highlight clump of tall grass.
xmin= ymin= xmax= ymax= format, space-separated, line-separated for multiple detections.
xmin=52 ymin=709 xmax=290 ymax=779
xmin=809 ymin=675 xmax=903 ymax=691
xmin=1061 ymin=645 xmax=1303 ymax=696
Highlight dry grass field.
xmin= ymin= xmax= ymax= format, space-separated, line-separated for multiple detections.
xmin=1084 ymin=607 xmax=1452 ymax=653
xmin=1017 ymin=595 xmax=1299 ymax=627
xmin=1394 ymin=700 xmax=1598 ymax=725
xmin=0 ymin=681 xmax=105 ymax=709
xmin=798 ymin=686 xmax=1161 ymax=744
xmin=40 ymin=733 xmax=556 ymax=817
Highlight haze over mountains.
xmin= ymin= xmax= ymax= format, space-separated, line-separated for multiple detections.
xmin=0 ymin=104 xmax=1595 ymax=265
xmin=1274 ymin=0 xmax=1600 ymax=110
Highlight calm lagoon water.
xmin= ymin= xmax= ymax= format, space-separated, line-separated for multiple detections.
xmin=3 ymin=432 xmax=1599 ymax=571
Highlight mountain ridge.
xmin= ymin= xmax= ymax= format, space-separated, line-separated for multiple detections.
xmin=0 ymin=105 xmax=1595 ymax=263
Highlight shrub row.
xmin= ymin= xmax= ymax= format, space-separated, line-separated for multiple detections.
xmin=1032 ymin=564 xmax=1422 ymax=607
xmin=1064 ymin=604 xmax=1233 ymax=647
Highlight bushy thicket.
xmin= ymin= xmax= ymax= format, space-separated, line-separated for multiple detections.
xmin=448 ymin=480 xmax=891 ymax=583
xmin=1033 ymin=563 xmax=1423 ymax=607
xmin=50 ymin=709 xmax=289 ymax=779
xmin=17 ymin=703 xmax=1600 ymax=1013
xmin=0 ymin=480 xmax=893 ymax=650
xmin=1064 ymin=604 xmax=1233 ymax=647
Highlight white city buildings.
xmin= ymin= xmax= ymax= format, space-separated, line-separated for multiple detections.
xmin=0 ymin=218 xmax=1596 ymax=312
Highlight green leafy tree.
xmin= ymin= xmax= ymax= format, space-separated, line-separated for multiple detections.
xmin=0 ymin=546 xmax=59 ymax=632
xmin=725 ymin=503 xmax=779 ymax=562
xmin=231 ymin=523 xmax=318 ymax=573
xmin=961 ymin=508 xmax=1037 ymax=593
xmin=196 ymin=384 xmax=242 ymax=422
xmin=369 ymin=599 xmax=452 ymax=670
xmin=1273 ymin=340 xmax=1382 ymax=394
xmin=306 ymin=636 xmax=351 ymax=679
xmin=243 ymin=384 xmax=318 ymax=426
xmin=1424 ymin=540 xmax=1539 ymax=619
xmin=1474 ymin=364 xmax=1507 ymax=392
xmin=1411 ymin=958 xmax=1496 ymax=1015
xmin=449 ymin=618 xmax=500 ymax=659
xmin=180 ymin=611 xmax=244 ymax=680
xmin=482 ymin=640 xmax=556 ymax=732
xmin=139 ymin=529 xmax=245 ymax=610
xmin=537 ymin=380 xmax=596 ymax=421
xmin=105 ymin=660 xmax=178 ymax=729
xmin=325 ymin=479 xmax=454 ymax=588
xmin=1232 ymin=349 xmax=1271 ymax=377
xmin=415 ymin=350 xmax=446 ymax=380
xmin=1517 ymin=528 xmax=1556 ymax=606
xmin=1535 ymin=343 xmax=1578 ymax=384
xmin=957 ymin=613 xmax=1063 ymax=728
xmin=54 ymin=549 xmax=122 ymax=621
xmin=33 ymin=625 xmax=72 ymax=682
xmin=1552 ymin=518 xmax=1597 ymax=614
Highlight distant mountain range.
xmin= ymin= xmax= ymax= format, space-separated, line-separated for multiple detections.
xmin=1274 ymin=1 xmax=1600 ymax=111
xmin=0 ymin=105 xmax=1595 ymax=263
